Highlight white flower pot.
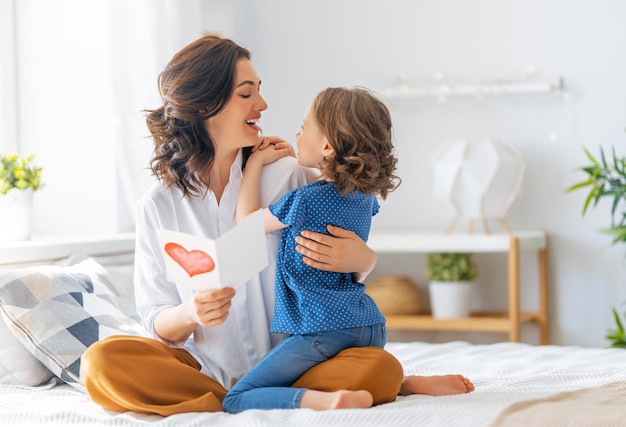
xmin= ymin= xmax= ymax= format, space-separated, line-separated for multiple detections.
xmin=0 ymin=188 xmax=34 ymax=241
xmin=428 ymin=280 xmax=473 ymax=318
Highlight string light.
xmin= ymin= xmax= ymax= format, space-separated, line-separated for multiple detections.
xmin=382 ymin=69 xmax=566 ymax=102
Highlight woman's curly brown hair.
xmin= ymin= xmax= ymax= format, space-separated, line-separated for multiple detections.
xmin=313 ymin=87 xmax=400 ymax=199
xmin=145 ymin=35 xmax=251 ymax=198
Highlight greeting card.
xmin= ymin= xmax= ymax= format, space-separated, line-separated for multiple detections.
xmin=157 ymin=210 xmax=268 ymax=291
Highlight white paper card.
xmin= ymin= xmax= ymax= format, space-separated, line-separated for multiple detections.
xmin=157 ymin=210 xmax=268 ymax=291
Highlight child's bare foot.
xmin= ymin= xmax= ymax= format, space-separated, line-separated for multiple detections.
xmin=399 ymin=375 xmax=474 ymax=396
xmin=330 ymin=390 xmax=374 ymax=409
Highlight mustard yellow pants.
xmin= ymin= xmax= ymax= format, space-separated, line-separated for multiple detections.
xmin=81 ymin=335 xmax=403 ymax=416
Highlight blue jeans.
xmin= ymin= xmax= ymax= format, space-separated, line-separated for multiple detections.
xmin=222 ymin=323 xmax=386 ymax=413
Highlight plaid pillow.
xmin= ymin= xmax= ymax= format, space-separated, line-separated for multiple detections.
xmin=0 ymin=258 xmax=147 ymax=393
xmin=0 ymin=316 xmax=53 ymax=386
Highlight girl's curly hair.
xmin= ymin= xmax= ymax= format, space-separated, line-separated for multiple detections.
xmin=313 ymin=87 xmax=400 ymax=199
xmin=145 ymin=35 xmax=252 ymax=198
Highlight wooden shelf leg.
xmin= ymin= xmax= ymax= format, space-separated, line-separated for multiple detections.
xmin=538 ymin=235 xmax=549 ymax=344
xmin=508 ymin=236 xmax=521 ymax=342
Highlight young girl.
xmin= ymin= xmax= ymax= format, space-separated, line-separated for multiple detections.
xmin=222 ymin=87 xmax=474 ymax=414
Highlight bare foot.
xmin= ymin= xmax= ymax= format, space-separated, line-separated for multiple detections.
xmin=399 ymin=375 xmax=474 ymax=396
xmin=330 ymin=390 xmax=374 ymax=409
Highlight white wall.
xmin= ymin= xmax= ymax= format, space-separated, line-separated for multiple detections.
xmin=7 ymin=0 xmax=625 ymax=348
xmin=233 ymin=0 xmax=626 ymax=347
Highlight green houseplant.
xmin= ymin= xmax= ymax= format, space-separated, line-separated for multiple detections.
xmin=426 ymin=253 xmax=478 ymax=318
xmin=0 ymin=153 xmax=43 ymax=195
xmin=566 ymin=145 xmax=626 ymax=348
xmin=426 ymin=253 xmax=478 ymax=282
xmin=566 ymin=146 xmax=626 ymax=246
xmin=0 ymin=153 xmax=44 ymax=241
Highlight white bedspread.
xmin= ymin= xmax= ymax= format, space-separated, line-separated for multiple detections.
xmin=2 ymin=341 xmax=626 ymax=427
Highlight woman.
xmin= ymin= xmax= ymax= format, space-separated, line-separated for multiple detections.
xmin=80 ymin=35 xmax=405 ymax=416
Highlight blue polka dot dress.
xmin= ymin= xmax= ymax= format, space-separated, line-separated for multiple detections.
xmin=268 ymin=180 xmax=386 ymax=334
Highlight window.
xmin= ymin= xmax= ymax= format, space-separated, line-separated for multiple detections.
xmin=0 ymin=0 xmax=17 ymax=153
xmin=2 ymin=0 xmax=207 ymax=235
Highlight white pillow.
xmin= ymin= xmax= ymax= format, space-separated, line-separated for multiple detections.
xmin=0 ymin=314 xmax=54 ymax=386
xmin=0 ymin=257 xmax=147 ymax=392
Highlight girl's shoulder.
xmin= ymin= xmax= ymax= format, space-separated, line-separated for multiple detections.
xmin=300 ymin=181 xmax=373 ymax=201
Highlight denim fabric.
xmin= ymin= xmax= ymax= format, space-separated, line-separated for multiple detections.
xmin=222 ymin=323 xmax=386 ymax=413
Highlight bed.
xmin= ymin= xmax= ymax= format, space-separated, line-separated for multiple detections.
xmin=1 ymin=246 xmax=626 ymax=427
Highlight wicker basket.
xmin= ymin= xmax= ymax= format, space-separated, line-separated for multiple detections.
xmin=365 ymin=275 xmax=422 ymax=315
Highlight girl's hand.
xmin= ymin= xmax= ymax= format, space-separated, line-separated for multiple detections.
xmin=295 ymin=225 xmax=377 ymax=278
xmin=254 ymin=135 xmax=291 ymax=152
xmin=189 ymin=287 xmax=236 ymax=328
xmin=253 ymin=135 xmax=280 ymax=151
xmin=249 ymin=141 xmax=295 ymax=166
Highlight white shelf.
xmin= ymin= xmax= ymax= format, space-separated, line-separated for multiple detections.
xmin=368 ymin=229 xmax=550 ymax=344
xmin=368 ymin=230 xmax=547 ymax=253
xmin=0 ymin=233 xmax=135 ymax=266
xmin=0 ymin=230 xmax=547 ymax=266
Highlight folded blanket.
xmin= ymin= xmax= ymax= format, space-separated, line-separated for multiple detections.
xmin=490 ymin=381 xmax=626 ymax=427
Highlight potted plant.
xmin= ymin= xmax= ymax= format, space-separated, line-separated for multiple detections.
xmin=426 ymin=252 xmax=478 ymax=318
xmin=0 ymin=153 xmax=44 ymax=241
xmin=566 ymin=145 xmax=625 ymax=348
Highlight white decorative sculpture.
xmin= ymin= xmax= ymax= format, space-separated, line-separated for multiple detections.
xmin=429 ymin=139 xmax=525 ymax=234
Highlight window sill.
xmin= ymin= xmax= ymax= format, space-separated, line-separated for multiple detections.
xmin=0 ymin=233 xmax=135 ymax=267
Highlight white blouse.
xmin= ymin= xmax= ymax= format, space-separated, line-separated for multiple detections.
xmin=134 ymin=151 xmax=317 ymax=388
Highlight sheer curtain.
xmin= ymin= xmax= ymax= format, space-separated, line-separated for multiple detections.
xmin=109 ymin=0 xmax=205 ymax=232
xmin=0 ymin=0 xmax=18 ymax=154
xmin=13 ymin=0 xmax=205 ymax=234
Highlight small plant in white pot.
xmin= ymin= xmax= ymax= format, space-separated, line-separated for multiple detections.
xmin=426 ymin=252 xmax=478 ymax=318
xmin=0 ymin=153 xmax=44 ymax=241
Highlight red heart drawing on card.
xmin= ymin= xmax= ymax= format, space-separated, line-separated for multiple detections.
xmin=164 ymin=243 xmax=215 ymax=277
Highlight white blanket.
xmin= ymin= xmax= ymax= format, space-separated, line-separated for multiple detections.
xmin=2 ymin=341 xmax=626 ymax=427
